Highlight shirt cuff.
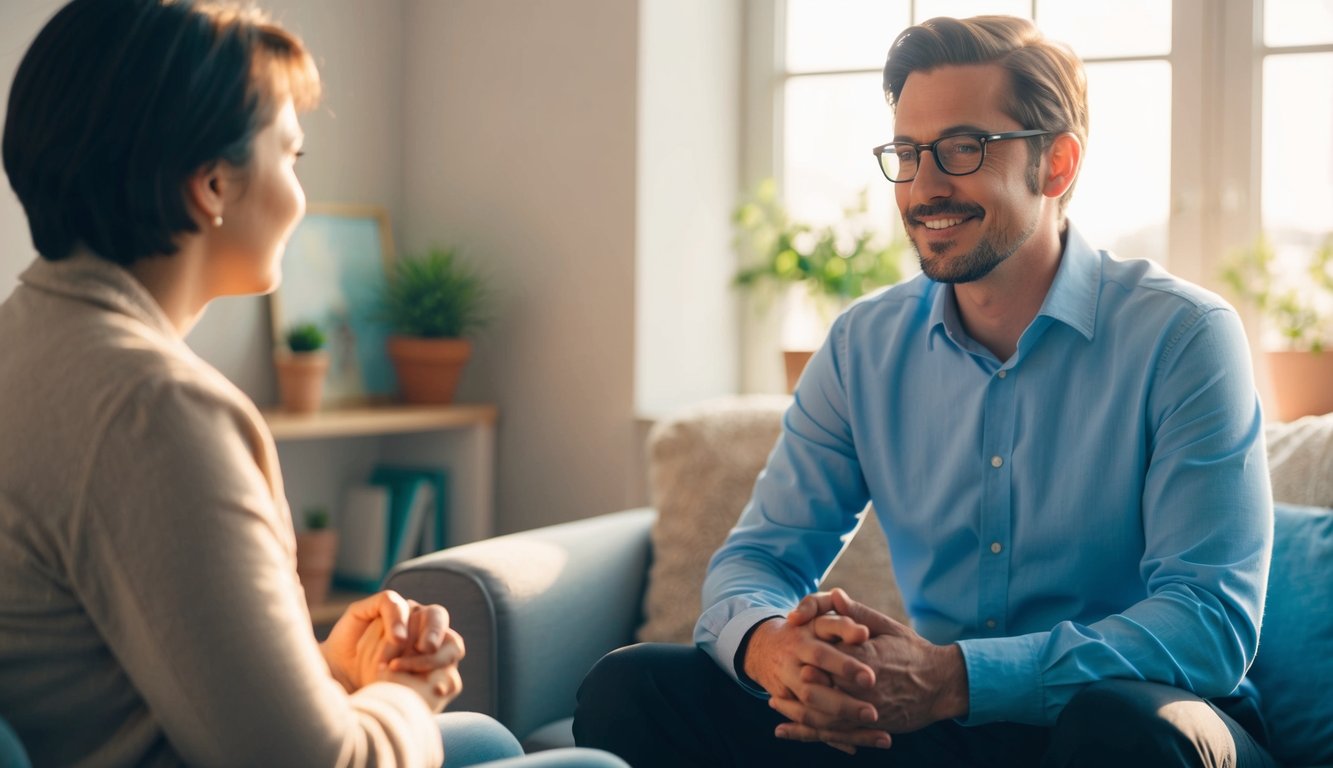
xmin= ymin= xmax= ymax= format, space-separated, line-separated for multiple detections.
xmin=713 ymin=607 xmax=785 ymax=697
xmin=956 ymin=632 xmax=1046 ymax=725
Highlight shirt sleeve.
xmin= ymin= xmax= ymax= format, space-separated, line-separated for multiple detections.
xmin=694 ymin=316 xmax=874 ymax=689
xmin=957 ymin=305 xmax=1272 ymax=726
xmin=71 ymin=375 xmax=444 ymax=767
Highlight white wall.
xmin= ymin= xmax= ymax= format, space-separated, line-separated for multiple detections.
xmin=636 ymin=0 xmax=742 ymax=416
xmin=0 ymin=1 xmax=66 ymax=297
xmin=401 ymin=0 xmax=643 ymax=532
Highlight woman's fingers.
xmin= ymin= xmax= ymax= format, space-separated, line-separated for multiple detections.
xmin=408 ymin=602 xmax=450 ymax=654
xmin=389 ymin=628 xmax=466 ymax=673
xmin=375 ymin=590 xmax=412 ymax=648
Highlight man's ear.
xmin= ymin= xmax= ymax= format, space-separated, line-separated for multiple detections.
xmin=184 ymin=163 xmax=227 ymax=226
xmin=1042 ymin=133 xmax=1082 ymax=200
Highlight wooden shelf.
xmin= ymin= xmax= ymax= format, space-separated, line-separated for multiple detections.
xmin=263 ymin=402 xmax=498 ymax=441
xmin=270 ymin=401 xmax=500 ymax=617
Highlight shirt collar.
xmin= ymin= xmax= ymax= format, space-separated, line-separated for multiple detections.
xmin=19 ymin=248 xmax=181 ymax=341
xmin=926 ymin=221 xmax=1101 ymax=349
xmin=1034 ymin=222 xmax=1099 ymax=342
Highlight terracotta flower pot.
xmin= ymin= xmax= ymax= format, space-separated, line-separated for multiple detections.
xmin=274 ymin=351 xmax=329 ymax=414
xmin=295 ymin=528 xmax=338 ymax=609
xmin=1267 ymin=349 xmax=1333 ymax=421
xmin=783 ymin=349 xmax=815 ymax=394
xmin=387 ymin=336 xmax=472 ymax=404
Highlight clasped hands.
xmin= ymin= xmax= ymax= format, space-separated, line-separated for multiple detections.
xmin=741 ymin=588 xmax=968 ymax=754
xmin=320 ymin=590 xmax=465 ymax=713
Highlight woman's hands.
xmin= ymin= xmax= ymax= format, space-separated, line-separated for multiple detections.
xmin=320 ymin=590 xmax=465 ymax=711
xmin=355 ymin=616 xmax=464 ymax=713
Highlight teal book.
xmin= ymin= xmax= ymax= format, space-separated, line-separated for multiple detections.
xmin=333 ymin=465 xmax=449 ymax=593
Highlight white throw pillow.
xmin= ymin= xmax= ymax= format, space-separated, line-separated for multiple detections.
xmin=636 ymin=395 xmax=905 ymax=644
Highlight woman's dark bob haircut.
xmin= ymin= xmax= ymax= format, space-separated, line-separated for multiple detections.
xmin=3 ymin=0 xmax=321 ymax=266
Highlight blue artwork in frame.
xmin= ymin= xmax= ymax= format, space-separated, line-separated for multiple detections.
xmin=271 ymin=204 xmax=396 ymax=404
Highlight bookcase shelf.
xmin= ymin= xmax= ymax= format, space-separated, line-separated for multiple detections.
xmin=262 ymin=402 xmax=498 ymax=630
xmin=263 ymin=402 xmax=497 ymax=441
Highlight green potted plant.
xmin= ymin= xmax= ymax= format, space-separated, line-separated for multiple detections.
xmin=1222 ymin=233 xmax=1333 ymax=420
xmin=295 ymin=506 xmax=338 ymax=609
xmin=382 ymin=247 xmax=491 ymax=404
xmin=274 ymin=322 xmax=328 ymax=414
xmin=732 ymin=178 xmax=908 ymax=392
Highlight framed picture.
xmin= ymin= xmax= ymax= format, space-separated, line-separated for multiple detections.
xmin=270 ymin=203 xmax=397 ymax=405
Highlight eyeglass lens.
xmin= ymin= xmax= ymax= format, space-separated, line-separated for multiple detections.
xmin=881 ymin=135 xmax=985 ymax=181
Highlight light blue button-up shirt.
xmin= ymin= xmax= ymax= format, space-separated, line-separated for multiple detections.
xmin=696 ymin=224 xmax=1272 ymax=727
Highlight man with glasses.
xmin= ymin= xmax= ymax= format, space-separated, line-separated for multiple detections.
xmin=575 ymin=15 xmax=1275 ymax=767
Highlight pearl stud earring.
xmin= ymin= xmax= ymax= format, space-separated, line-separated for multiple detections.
xmin=212 ymin=215 xmax=223 ymax=228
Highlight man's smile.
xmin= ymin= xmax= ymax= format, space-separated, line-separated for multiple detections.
xmin=908 ymin=203 xmax=985 ymax=233
xmin=922 ymin=217 xmax=968 ymax=230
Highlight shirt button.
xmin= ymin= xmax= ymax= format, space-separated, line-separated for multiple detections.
xmin=985 ymin=619 xmax=997 ymax=629
xmin=990 ymin=541 xmax=1003 ymax=554
xmin=997 ymin=370 xmax=1007 ymax=379
xmin=990 ymin=455 xmax=1003 ymax=468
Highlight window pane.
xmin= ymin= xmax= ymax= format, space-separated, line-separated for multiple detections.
xmin=1262 ymin=54 xmax=1333 ymax=238
xmin=1065 ymin=61 xmax=1171 ymax=266
xmin=1265 ymin=0 xmax=1333 ymax=47
xmin=782 ymin=72 xmax=896 ymax=234
xmin=785 ymin=0 xmax=909 ymax=73
xmin=1037 ymin=0 xmax=1170 ymax=59
xmin=915 ymin=0 xmax=1031 ymax=22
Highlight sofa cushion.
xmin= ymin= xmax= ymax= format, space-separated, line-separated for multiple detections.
xmin=636 ymin=395 xmax=905 ymax=644
xmin=0 ymin=714 xmax=29 ymax=768
xmin=1247 ymin=503 xmax=1333 ymax=767
xmin=1265 ymin=414 xmax=1333 ymax=509
xmin=1253 ymin=415 xmax=1333 ymax=767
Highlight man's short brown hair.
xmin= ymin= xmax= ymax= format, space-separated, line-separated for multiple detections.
xmin=883 ymin=16 xmax=1088 ymax=210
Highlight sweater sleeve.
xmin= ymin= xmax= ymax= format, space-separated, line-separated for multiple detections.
xmin=70 ymin=373 xmax=443 ymax=767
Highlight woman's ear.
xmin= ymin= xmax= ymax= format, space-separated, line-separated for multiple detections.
xmin=1042 ymin=133 xmax=1082 ymax=200
xmin=185 ymin=163 xmax=227 ymax=227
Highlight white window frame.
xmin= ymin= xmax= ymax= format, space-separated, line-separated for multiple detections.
xmin=740 ymin=0 xmax=1330 ymax=393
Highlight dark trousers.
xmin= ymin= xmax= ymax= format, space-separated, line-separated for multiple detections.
xmin=573 ymin=643 xmax=1277 ymax=768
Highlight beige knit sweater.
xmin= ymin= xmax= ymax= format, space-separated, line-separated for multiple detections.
xmin=0 ymin=253 xmax=443 ymax=767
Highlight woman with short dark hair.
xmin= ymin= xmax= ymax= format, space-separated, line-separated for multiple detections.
xmin=0 ymin=2 xmax=621 ymax=766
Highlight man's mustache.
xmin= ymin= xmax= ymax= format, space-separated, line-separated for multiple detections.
xmin=906 ymin=202 xmax=984 ymax=223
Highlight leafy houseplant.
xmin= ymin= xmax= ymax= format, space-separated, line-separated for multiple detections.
xmin=733 ymin=179 xmax=906 ymax=309
xmin=287 ymin=322 xmax=327 ymax=353
xmin=295 ymin=506 xmax=338 ymax=609
xmin=1222 ymin=234 xmax=1333 ymax=352
xmin=1222 ymin=233 xmax=1333 ymax=420
xmin=732 ymin=179 xmax=908 ymax=391
xmin=382 ymin=247 xmax=492 ymax=404
xmin=274 ymin=322 xmax=329 ymax=414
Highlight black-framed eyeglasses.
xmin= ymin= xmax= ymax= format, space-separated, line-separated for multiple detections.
xmin=872 ymin=129 xmax=1051 ymax=183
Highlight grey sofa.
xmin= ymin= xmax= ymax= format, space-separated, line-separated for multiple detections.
xmin=385 ymin=399 xmax=1333 ymax=765
xmin=385 ymin=508 xmax=656 ymax=751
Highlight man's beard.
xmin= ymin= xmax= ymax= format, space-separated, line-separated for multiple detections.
xmin=906 ymin=202 xmax=1039 ymax=284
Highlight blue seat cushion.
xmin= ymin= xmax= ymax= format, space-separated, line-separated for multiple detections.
xmin=0 ymin=714 xmax=30 ymax=768
xmin=1247 ymin=503 xmax=1333 ymax=767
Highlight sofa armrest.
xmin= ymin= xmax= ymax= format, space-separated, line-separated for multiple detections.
xmin=384 ymin=507 xmax=656 ymax=740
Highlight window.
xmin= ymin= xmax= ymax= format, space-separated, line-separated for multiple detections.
xmin=743 ymin=0 xmax=1333 ymax=390
xmin=1260 ymin=2 xmax=1333 ymax=353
